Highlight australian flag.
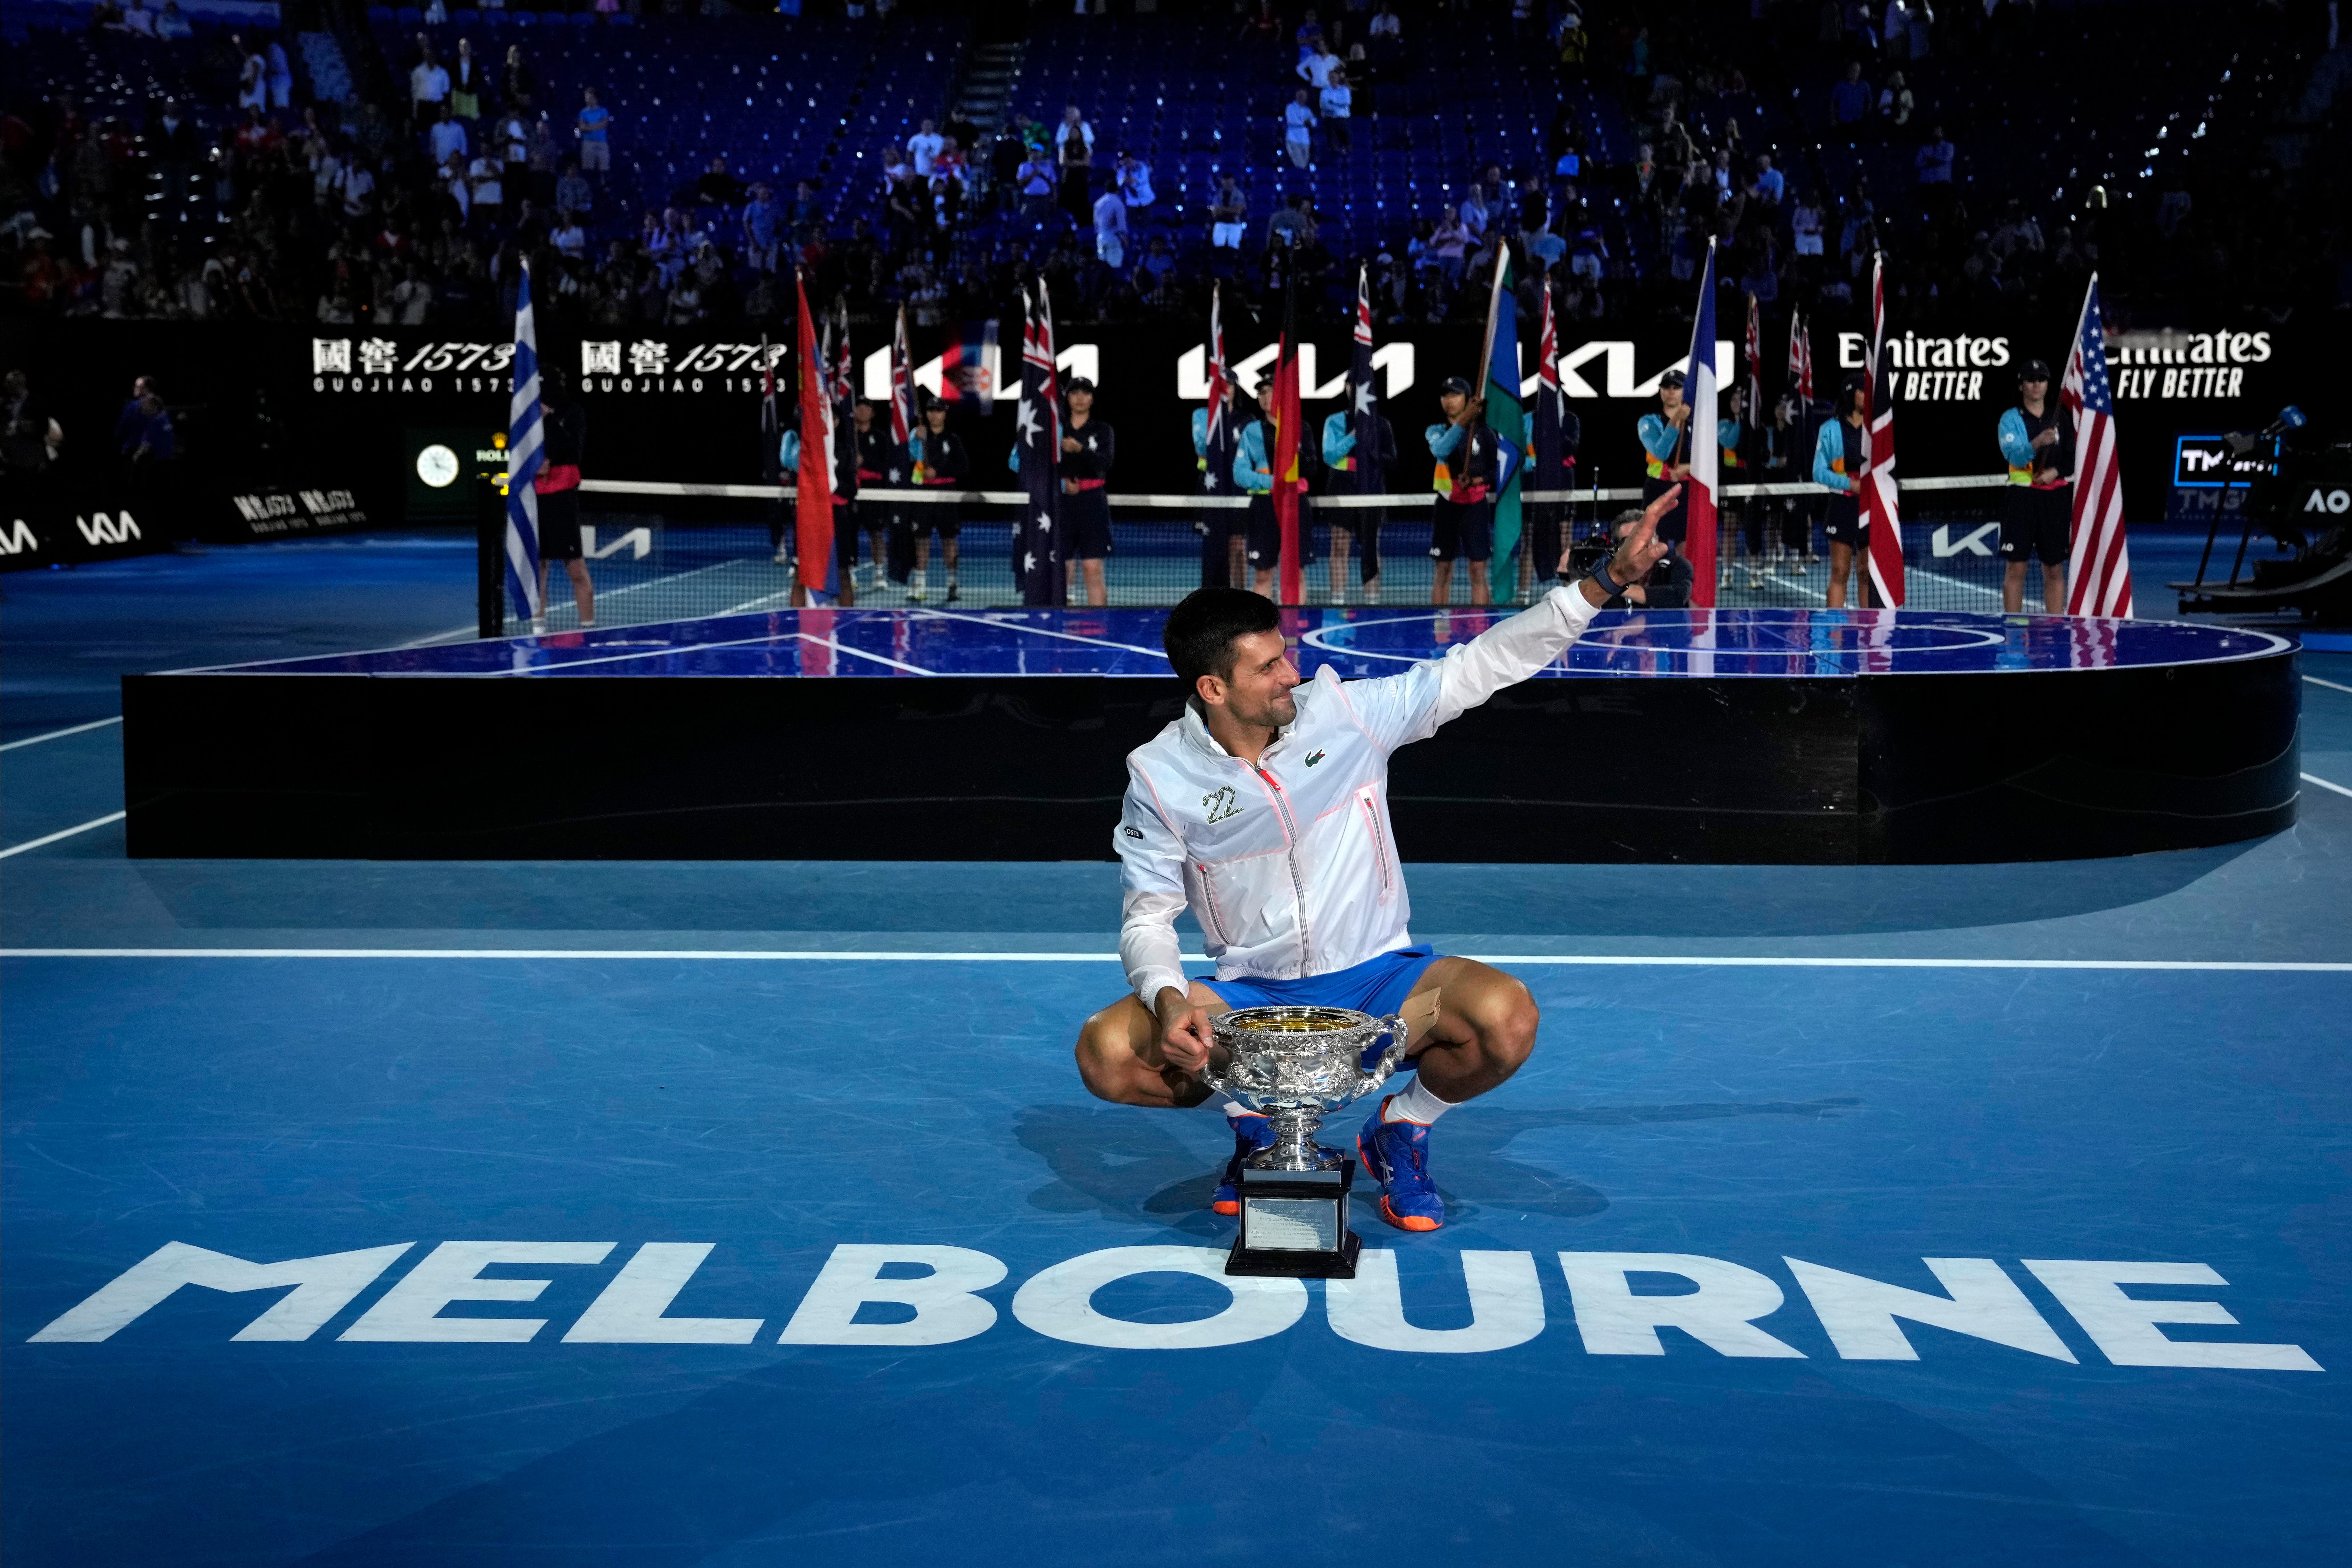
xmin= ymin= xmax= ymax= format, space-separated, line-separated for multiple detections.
xmin=1016 ymin=282 xmax=1062 ymax=606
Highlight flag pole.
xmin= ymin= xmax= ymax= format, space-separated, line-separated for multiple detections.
xmin=1474 ymin=246 xmax=1509 ymax=405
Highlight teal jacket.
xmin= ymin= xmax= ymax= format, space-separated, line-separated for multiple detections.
xmin=1813 ymin=418 xmax=1856 ymax=492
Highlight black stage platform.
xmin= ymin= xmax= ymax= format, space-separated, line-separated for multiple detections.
xmin=121 ymin=608 xmax=2301 ymax=864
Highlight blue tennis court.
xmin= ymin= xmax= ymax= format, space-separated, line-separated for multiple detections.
xmin=3 ymin=540 xmax=2348 ymax=1567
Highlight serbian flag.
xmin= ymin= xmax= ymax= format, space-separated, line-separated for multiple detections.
xmin=792 ymin=269 xmax=837 ymax=604
xmin=1860 ymin=252 xmax=1905 ymax=608
xmin=1682 ymin=239 xmax=1720 ymax=608
xmin=1270 ymin=272 xmax=1305 ymax=604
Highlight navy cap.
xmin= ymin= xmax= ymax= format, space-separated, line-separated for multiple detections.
xmin=1439 ymin=375 xmax=1474 ymax=397
xmin=1658 ymin=368 xmax=1686 ymax=389
xmin=2018 ymin=358 xmax=2052 ymax=381
xmin=1062 ymin=376 xmax=1096 ymax=394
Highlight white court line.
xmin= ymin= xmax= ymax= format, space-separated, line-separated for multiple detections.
xmin=0 ymin=947 xmax=2343 ymax=971
xmin=0 ymin=812 xmax=127 ymax=859
xmin=791 ymin=633 xmax=933 ymax=675
xmin=395 ymin=623 xmax=487 ymax=650
xmin=2307 ymin=674 xmax=2352 ymax=695
xmin=909 ymin=608 xmax=1170 ymax=660
xmin=0 ymin=717 xmax=122 ymax=752
xmin=2304 ymin=772 xmax=2352 ymax=800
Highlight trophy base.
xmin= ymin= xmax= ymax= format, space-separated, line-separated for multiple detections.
xmin=1225 ymin=1227 xmax=1361 ymax=1280
xmin=1223 ymin=1161 xmax=1361 ymax=1279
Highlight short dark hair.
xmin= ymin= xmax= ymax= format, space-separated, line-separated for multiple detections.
xmin=1165 ymin=588 xmax=1279 ymax=690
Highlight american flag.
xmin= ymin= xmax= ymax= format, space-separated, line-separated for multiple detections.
xmin=1860 ymin=252 xmax=1905 ymax=607
xmin=1015 ymin=281 xmax=1061 ymax=606
xmin=2063 ymin=275 xmax=2133 ymax=617
xmin=1788 ymin=306 xmax=1813 ymax=404
xmin=504 ymin=259 xmax=543 ymax=626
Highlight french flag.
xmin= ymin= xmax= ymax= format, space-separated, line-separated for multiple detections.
xmin=1683 ymin=240 xmax=1719 ymax=607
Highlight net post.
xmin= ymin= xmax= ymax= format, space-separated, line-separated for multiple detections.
xmin=477 ymin=475 xmax=505 ymax=639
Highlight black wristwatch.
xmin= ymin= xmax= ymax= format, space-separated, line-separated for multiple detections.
xmin=1586 ymin=557 xmax=1626 ymax=599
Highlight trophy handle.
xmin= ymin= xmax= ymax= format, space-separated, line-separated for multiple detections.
xmin=1356 ymin=1013 xmax=1413 ymax=1098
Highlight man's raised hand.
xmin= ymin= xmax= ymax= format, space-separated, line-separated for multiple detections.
xmin=1615 ymin=483 xmax=1677 ymax=581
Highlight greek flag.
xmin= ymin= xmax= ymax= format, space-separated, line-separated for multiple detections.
xmin=505 ymin=261 xmax=545 ymax=626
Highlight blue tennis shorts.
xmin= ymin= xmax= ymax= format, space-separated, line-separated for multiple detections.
xmin=1203 ymin=945 xmax=1444 ymax=1068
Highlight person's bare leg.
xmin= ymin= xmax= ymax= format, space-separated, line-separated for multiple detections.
xmin=1229 ymin=535 xmax=1247 ymax=586
xmin=943 ymin=536 xmax=959 ymax=577
xmin=2003 ymin=559 xmax=2026 ymax=613
xmin=2042 ymin=562 xmax=2067 ymax=614
xmin=1387 ymin=956 xmax=1539 ymax=1105
xmin=1467 ymin=559 xmax=1490 ymax=606
xmin=1827 ymin=541 xmax=1852 ymax=608
xmin=565 ymin=557 xmax=593 ymax=624
xmin=915 ymin=535 xmax=932 ymax=574
xmin=1431 ymin=559 xmax=1454 ymax=605
xmin=1252 ymin=567 xmax=1276 ymax=600
xmin=1075 ymin=983 xmax=1228 ymax=1107
xmin=1082 ymin=557 xmax=1107 ymax=607
xmin=1328 ymin=529 xmax=1350 ymax=602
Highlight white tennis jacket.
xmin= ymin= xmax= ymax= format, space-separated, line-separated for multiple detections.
xmin=1117 ymin=584 xmax=1604 ymax=1007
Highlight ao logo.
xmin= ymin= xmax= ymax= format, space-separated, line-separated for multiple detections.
xmin=2303 ymin=488 xmax=2352 ymax=515
xmin=75 ymin=511 xmax=141 ymax=546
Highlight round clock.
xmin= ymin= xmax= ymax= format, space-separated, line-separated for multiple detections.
xmin=415 ymin=443 xmax=461 ymax=488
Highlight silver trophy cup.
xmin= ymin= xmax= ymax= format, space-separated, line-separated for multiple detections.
xmin=1198 ymin=1005 xmax=1412 ymax=1277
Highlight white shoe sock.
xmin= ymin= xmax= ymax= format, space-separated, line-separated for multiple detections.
xmin=1221 ymin=1098 xmax=1264 ymax=1122
xmin=1383 ymin=1077 xmax=1457 ymax=1126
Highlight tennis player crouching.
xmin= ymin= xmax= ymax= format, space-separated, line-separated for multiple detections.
xmin=1075 ymin=486 xmax=1678 ymax=1231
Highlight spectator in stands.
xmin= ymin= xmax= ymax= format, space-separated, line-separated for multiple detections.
xmin=575 ymin=89 xmax=611 ymax=175
xmin=1879 ymin=70 xmax=1913 ymax=128
xmin=1267 ymin=192 xmax=1313 ymax=252
xmin=469 ymin=151 xmax=504 ymax=229
xmin=908 ymin=118 xmax=944 ymax=178
xmin=742 ymin=182 xmax=781 ymax=272
xmin=502 ymin=45 xmax=535 ymax=113
xmin=429 ymin=104 xmax=468 ymax=169
xmin=1300 ymin=38 xmax=1342 ymax=90
xmin=452 ymin=38 xmax=486 ymax=123
xmin=390 ymin=262 xmax=434 ymax=325
xmin=1915 ymin=124 xmax=1955 ymax=187
xmin=1369 ymin=1 xmax=1401 ymax=44
xmin=1016 ymin=146 xmax=1057 ymax=225
xmin=1428 ymin=204 xmax=1470 ymax=284
xmin=1114 ymin=151 xmax=1154 ymax=216
xmin=697 ymin=154 xmax=746 ymax=215
xmin=156 ymin=0 xmax=191 ymax=40
xmin=556 ymin=159 xmax=592 ymax=218
xmin=1750 ymin=151 xmax=1784 ymax=206
xmin=1830 ymin=61 xmax=1872 ymax=132
xmin=1210 ymin=176 xmax=1248 ymax=252
xmin=1320 ymin=68 xmax=1354 ymax=156
xmin=1284 ymin=86 xmax=1317 ymax=170
xmin=237 ymin=38 xmax=268 ymax=115
xmin=410 ymin=41 xmax=449 ymax=125
xmin=1055 ymin=105 xmax=1095 ymax=222
xmin=1093 ymin=185 xmax=1128 ymax=268
xmin=1135 ymin=234 xmax=1176 ymax=292
xmin=124 ymin=0 xmax=155 ymax=38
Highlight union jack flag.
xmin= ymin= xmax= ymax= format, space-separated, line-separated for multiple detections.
xmin=2063 ymin=275 xmax=2133 ymax=617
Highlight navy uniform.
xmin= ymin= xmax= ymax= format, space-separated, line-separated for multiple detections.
xmin=1996 ymin=360 xmax=2075 ymax=568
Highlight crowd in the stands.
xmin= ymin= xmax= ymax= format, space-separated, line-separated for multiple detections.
xmin=2 ymin=0 xmax=2343 ymax=331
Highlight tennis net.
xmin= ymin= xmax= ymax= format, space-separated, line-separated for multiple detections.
xmin=492 ymin=476 xmax=2020 ymax=634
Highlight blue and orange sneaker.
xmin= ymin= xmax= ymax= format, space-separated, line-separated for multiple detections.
xmin=1357 ymin=1096 xmax=1444 ymax=1231
xmin=1212 ymin=1113 xmax=1278 ymax=1215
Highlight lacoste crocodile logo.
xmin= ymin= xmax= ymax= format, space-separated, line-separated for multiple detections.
xmin=1304 ymin=749 xmax=1327 ymax=767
